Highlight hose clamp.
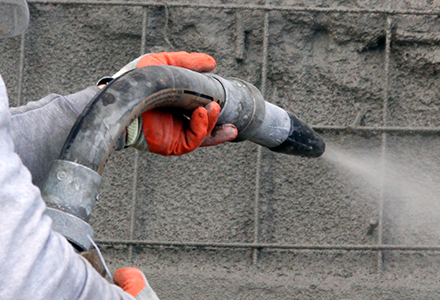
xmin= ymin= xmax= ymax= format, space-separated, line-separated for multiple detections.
xmin=45 ymin=208 xmax=94 ymax=251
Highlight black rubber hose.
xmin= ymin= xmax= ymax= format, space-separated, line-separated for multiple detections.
xmin=61 ymin=65 xmax=226 ymax=175
xmin=43 ymin=65 xmax=325 ymax=251
xmin=61 ymin=65 xmax=325 ymax=176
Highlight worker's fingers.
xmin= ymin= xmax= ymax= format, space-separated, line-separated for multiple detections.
xmin=204 ymin=101 xmax=221 ymax=134
xmin=200 ymin=124 xmax=238 ymax=147
xmin=137 ymin=51 xmax=216 ymax=72
xmin=114 ymin=267 xmax=147 ymax=297
xmin=174 ymin=106 xmax=209 ymax=154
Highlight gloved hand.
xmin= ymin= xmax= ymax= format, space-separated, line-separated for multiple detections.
xmin=103 ymin=51 xmax=238 ymax=155
xmin=114 ymin=267 xmax=160 ymax=300
xmin=139 ymin=101 xmax=222 ymax=155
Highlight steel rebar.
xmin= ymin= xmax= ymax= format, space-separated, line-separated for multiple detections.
xmin=28 ymin=0 xmax=440 ymax=16
xmin=312 ymin=125 xmax=440 ymax=134
xmin=95 ymin=239 xmax=440 ymax=252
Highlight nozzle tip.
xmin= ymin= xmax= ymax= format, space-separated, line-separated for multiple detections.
xmin=269 ymin=112 xmax=325 ymax=158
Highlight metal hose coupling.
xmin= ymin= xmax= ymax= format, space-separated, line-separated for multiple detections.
xmin=42 ymin=66 xmax=325 ymax=251
xmin=42 ymin=160 xmax=99 ymax=251
xmin=210 ymin=75 xmax=325 ymax=157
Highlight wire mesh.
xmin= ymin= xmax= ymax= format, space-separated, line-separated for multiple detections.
xmin=25 ymin=0 xmax=440 ymax=268
xmin=27 ymin=0 xmax=440 ymax=16
xmin=94 ymin=239 xmax=440 ymax=252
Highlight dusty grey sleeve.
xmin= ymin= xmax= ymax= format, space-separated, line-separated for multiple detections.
xmin=9 ymin=86 xmax=101 ymax=188
xmin=0 ymin=76 xmax=135 ymax=300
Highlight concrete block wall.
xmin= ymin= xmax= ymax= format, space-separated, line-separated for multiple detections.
xmin=2 ymin=0 xmax=440 ymax=298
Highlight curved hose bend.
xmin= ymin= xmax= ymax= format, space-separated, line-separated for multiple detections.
xmin=43 ymin=66 xmax=226 ymax=251
xmin=62 ymin=66 xmax=226 ymax=175
xmin=42 ymin=65 xmax=325 ymax=251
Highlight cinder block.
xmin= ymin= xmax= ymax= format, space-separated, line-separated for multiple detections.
xmin=394 ymin=0 xmax=440 ymax=10
xmin=23 ymin=3 xmax=144 ymax=101
xmin=90 ymin=148 xmax=138 ymax=240
xmin=270 ymin=0 xmax=387 ymax=8
xmin=164 ymin=7 xmax=265 ymax=83
xmin=134 ymin=143 xmax=258 ymax=243
xmin=266 ymin=11 xmax=387 ymax=126
xmin=257 ymin=249 xmax=378 ymax=278
xmin=382 ymin=251 xmax=440 ymax=281
xmin=99 ymin=244 xmax=132 ymax=271
xmin=389 ymin=15 xmax=440 ymax=127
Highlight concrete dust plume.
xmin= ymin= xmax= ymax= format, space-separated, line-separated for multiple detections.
xmin=322 ymin=143 xmax=440 ymax=245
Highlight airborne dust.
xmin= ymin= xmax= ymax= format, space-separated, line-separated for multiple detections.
xmin=322 ymin=142 xmax=440 ymax=245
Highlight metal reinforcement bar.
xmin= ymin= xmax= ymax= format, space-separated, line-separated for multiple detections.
xmin=95 ymin=239 xmax=440 ymax=251
xmin=312 ymin=125 xmax=440 ymax=135
xmin=28 ymin=0 xmax=440 ymax=16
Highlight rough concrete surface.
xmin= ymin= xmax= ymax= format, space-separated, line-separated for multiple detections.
xmin=3 ymin=0 xmax=440 ymax=299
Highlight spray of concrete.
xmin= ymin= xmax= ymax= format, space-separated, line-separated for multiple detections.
xmin=321 ymin=142 xmax=440 ymax=245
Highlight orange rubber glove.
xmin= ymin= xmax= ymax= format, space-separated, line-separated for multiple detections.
xmin=114 ymin=267 xmax=160 ymax=300
xmin=141 ymin=101 xmax=221 ymax=155
xmin=122 ymin=51 xmax=238 ymax=155
xmin=136 ymin=51 xmax=216 ymax=72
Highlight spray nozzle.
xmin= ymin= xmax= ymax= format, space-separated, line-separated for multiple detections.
xmin=211 ymin=75 xmax=325 ymax=157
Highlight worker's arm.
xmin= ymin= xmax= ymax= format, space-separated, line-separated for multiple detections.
xmin=0 ymin=75 xmax=135 ymax=300
xmin=10 ymin=86 xmax=101 ymax=188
